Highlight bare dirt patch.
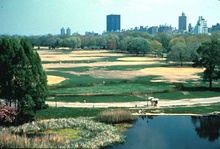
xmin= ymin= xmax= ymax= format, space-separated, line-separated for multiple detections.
xmin=139 ymin=67 xmax=204 ymax=83
xmin=65 ymin=67 xmax=203 ymax=83
xmin=117 ymin=57 xmax=162 ymax=61
xmin=38 ymin=50 xmax=127 ymax=62
xmin=47 ymin=75 xmax=66 ymax=85
xmin=39 ymin=50 xmax=204 ymax=83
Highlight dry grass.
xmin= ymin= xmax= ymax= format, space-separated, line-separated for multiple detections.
xmin=96 ymin=109 xmax=136 ymax=123
xmin=0 ymin=130 xmax=69 ymax=148
xmin=117 ymin=57 xmax=161 ymax=61
xmin=47 ymin=75 xmax=66 ymax=85
xmin=40 ymin=50 xmax=204 ymax=84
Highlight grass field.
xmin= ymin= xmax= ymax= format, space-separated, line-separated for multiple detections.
xmin=38 ymin=49 xmax=219 ymax=103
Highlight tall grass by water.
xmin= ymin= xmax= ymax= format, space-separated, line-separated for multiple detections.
xmin=1 ymin=117 xmax=125 ymax=148
xmin=96 ymin=109 xmax=136 ymax=123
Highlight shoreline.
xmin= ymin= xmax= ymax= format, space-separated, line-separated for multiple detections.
xmin=132 ymin=113 xmax=202 ymax=116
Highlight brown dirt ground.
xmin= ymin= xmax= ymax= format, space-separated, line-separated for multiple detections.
xmin=38 ymin=50 xmax=204 ymax=83
xmin=47 ymin=75 xmax=66 ymax=85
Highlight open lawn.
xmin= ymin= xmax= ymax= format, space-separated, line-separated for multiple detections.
xmin=38 ymin=49 xmax=219 ymax=103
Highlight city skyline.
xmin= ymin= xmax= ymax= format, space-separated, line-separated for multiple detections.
xmin=0 ymin=0 xmax=219 ymax=36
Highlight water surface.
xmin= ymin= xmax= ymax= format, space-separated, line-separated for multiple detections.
xmin=107 ymin=116 xmax=220 ymax=149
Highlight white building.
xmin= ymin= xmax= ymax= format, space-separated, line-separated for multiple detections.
xmin=194 ymin=16 xmax=208 ymax=34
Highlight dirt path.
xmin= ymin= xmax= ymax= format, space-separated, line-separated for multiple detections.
xmin=46 ymin=96 xmax=220 ymax=108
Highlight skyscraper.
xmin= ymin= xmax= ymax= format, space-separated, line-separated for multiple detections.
xmin=106 ymin=14 xmax=121 ymax=32
xmin=194 ymin=16 xmax=208 ymax=34
xmin=60 ymin=27 xmax=65 ymax=35
xmin=66 ymin=27 xmax=71 ymax=36
xmin=178 ymin=12 xmax=188 ymax=32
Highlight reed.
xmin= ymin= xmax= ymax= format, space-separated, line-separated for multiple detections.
xmin=96 ymin=109 xmax=136 ymax=123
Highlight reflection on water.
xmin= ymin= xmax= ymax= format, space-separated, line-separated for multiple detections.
xmin=106 ymin=116 xmax=220 ymax=149
xmin=192 ymin=116 xmax=220 ymax=142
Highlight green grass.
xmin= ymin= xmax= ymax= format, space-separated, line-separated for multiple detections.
xmin=48 ymin=95 xmax=145 ymax=103
xmin=104 ymin=63 xmax=167 ymax=71
xmin=158 ymin=103 xmax=220 ymax=114
xmin=47 ymin=71 xmax=123 ymax=85
xmin=35 ymin=107 xmax=106 ymax=119
xmin=36 ymin=103 xmax=220 ymax=121
xmin=47 ymin=66 xmax=91 ymax=72
xmin=34 ymin=129 xmax=82 ymax=140
xmin=153 ymin=90 xmax=220 ymax=100
xmin=50 ymin=83 xmax=174 ymax=95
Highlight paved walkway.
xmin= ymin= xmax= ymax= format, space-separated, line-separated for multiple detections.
xmin=46 ymin=96 xmax=220 ymax=108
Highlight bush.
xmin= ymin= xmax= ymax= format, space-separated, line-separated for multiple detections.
xmin=0 ymin=105 xmax=17 ymax=125
xmin=96 ymin=109 xmax=136 ymax=123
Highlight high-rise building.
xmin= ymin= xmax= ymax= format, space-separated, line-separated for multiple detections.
xmin=147 ymin=26 xmax=158 ymax=34
xmin=188 ymin=23 xmax=193 ymax=33
xmin=106 ymin=14 xmax=121 ymax=32
xmin=211 ymin=23 xmax=220 ymax=32
xmin=60 ymin=27 xmax=65 ymax=35
xmin=178 ymin=12 xmax=188 ymax=32
xmin=194 ymin=16 xmax=208 ymax=34
xmin=66 ymin=27 xmax=71 ymax=36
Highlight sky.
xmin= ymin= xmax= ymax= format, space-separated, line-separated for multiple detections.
xmin=0 ymin=0 xmax=219 ymax=36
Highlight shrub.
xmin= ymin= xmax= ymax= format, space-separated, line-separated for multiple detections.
xmin=0 ymin=105 xmax=17 ymax=125
xmin=96 ymin=109 xmax=136 ymax=123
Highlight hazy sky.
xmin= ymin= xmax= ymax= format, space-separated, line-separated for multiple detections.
xmin=0 ymin=0 xmax=219 ymax=35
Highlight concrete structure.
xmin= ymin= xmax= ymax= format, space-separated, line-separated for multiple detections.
xmin=106 ymin=14 xmax=121 ymax=32
xmin=147 ymin=26 xmax=158 ymax=34
xmin=194 ymin=16 xmax=208 ymax=34
xmin=178 ymin=12 xmax=188 ymax=32
xmin=60 ymin=27 xmax=65 ymax=35
xmin=211 ymin=23 xmax=220 ymax=32
xmin=66 ymin=27 xmax=71 ymax=36
xmin=158 ymin=25 xmax=173 ymax=33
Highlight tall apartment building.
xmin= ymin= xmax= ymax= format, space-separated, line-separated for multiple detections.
xmin=194 ymin=16 xmax=208 ymax=34
xmin=106 ymin=14 xmax=121 ymax=32
xmin=60 ymin=27 xmax=65 ymax=35
xmin=147 ymin=26 xmax=158 ymax=34
xmin=178 ymin=12 xmax=188 ymax=32
xmin=211 ymin=23 xmax=220 ymax=32
xmin=66 ymin=27 xmax=71 ymax=36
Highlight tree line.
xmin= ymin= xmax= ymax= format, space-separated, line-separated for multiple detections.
xmin=0 ymin=37 xmax=48 ymax=125
xmin=26 ymin=31 xmax=220 ymax=89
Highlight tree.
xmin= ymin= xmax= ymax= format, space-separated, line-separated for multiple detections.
xmin=169 ymin=37 xmax=186 ymax=48
xmin=103 ymin=34 xmax=119 ymax=50
xmin=96 ymin=36 xmax=107 ymax=49
xmin=154 ymin=33 xmax=173 ymax=52
xmin=118 ymin=36 xmax=132 ymax=51
xmin=150 ymin=40 xmax=163 ymax=57
xmin=194 ymin=40 xmax=220 ymax=89
xmin=0 ymin=38 xmax=48 ymax=124
xmin=167 ymin=43 xmax=191 ymax=66
xmin=127 ymin=37 xmax=151 ymax=56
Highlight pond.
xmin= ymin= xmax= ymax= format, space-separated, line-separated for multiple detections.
xmin=106 ymin=116 xmax=220 ymax=149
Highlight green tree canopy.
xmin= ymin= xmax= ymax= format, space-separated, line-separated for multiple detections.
xmin=169 ymin=37 xmax=186 ymax=48
xmin=0 ymin=38 xmax=48 ymax=124
xmin=150 ymin=40 xmax=163 ymax=57
xmin=167 ymin=43 xmax=192 ymax=66
xmin=194 ymin=40 xmax=220 ymax=88
xmin=127 ymin=37 xmax=151 ymax=56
